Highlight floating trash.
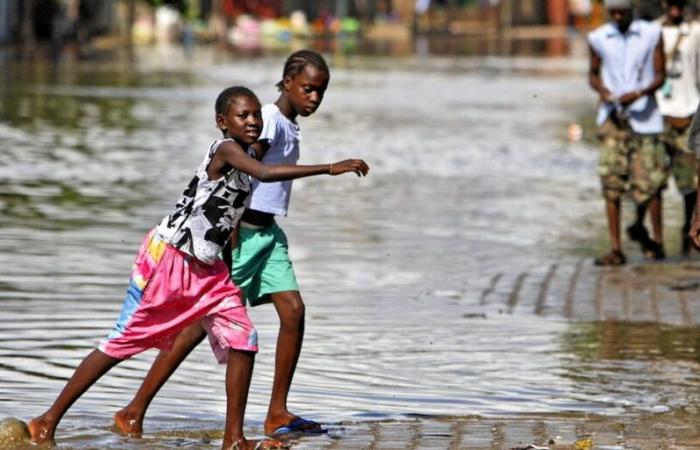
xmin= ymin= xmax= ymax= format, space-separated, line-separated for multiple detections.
xmin=0 ymin=417 xmax=30 ymax=449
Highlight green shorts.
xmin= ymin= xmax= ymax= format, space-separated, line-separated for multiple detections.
xmin=231 ymin=222 xmax=299 ymax=307
xmin=597 ymin=119 xmax=669 ymax=204
xmin=661 ymin=123 xmax=698 ymax=195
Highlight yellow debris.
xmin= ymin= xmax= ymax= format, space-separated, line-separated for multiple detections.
xmin=574 ymin=438 xmax=593 ymax=450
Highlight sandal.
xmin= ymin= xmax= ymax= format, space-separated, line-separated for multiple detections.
xmin=594 ymin=250 xmax=626 ymax=266
xmin=627 ymin=223 xmax=665 ymax=260
xmin=643 ymin=240 xmax=666 ymax=261
xmin=268 ymin=417 xmax=322 ymax=437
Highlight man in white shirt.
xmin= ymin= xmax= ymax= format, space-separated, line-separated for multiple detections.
xmin=656 ymin=0 xmax=700 ymax=255
xmin=588 ymin=0 xmax=667 ymax=265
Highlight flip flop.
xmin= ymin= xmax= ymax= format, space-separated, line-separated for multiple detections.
xmin=269 ymin=417 xmax=323 ymax=437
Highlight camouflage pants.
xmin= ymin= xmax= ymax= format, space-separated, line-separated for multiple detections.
xmin=597 ymin=119 xmax=669 ymax=204
xmin=660 ymin=123 xmax=698 ymax=195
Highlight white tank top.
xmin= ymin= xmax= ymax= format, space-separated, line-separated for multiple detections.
xmin=156 ymin=139 xmax=254 ymax=265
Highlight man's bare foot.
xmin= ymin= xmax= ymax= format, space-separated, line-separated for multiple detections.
xmin=113 ymin=408 xmax=143 ymax=438
xmin=264 ymin=412 xmax=321 ymax=436
xmin=27 ymin=414 xmax=56 ymax=444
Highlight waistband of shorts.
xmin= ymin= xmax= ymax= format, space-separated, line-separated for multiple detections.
xmin=240 ymin=209 xmax=276 ymax=228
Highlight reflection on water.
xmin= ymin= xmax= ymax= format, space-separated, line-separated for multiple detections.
xmin=562 ymin=321 xmax=700 ymax=416
xmin=1 ymin=46 xmax=700 ymax=448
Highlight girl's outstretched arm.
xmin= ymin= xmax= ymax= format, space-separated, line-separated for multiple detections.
xmin=212 ymin=141 xmax=369 ymax=182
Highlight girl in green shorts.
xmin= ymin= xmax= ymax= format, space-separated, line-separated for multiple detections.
xmin=112 ymin=50 xmax=369 ymax=442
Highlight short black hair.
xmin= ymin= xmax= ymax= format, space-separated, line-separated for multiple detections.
xmin=215 ymin=86 xmax=259 ymax=115
xmin=666 ymin=0 xmax=687 ymax=6
xmin=276 ymin=50 xmax=330 ymax=91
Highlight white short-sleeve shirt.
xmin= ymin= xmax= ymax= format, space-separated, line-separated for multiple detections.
xmin=588 ymin=20 xmax=664 ymax=133
xmin=248 ymin=103 xmax=301 ymax=216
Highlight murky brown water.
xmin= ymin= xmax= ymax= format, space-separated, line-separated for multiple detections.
xmin=2 ymin=43 xmax=700 ymax=449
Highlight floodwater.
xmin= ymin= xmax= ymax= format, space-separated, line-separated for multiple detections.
xmin=1 ymin=42 xmax=700 ymax=449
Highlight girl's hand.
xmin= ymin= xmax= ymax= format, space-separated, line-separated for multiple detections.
xmin=329 ymin=159 xmax=370 ymax=177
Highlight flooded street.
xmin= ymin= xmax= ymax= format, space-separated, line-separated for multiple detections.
xmin=2 ymin=44 xmax=700 ymax=448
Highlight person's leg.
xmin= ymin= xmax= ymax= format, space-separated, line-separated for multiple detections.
xmin=648 ymin=192 xmax=663 ymax=245
xmin=595 ymin=124 xmax=627 ymax=265
xmin=238 ymin=223 xmax=317 ymax=434
xmin=630 ymin=196 xmax=665 ymax=260
xmin=222 ymin=349 xmax=255 ymax=449
xmin=113 ymin=322 xmax=207 ymax=436
xmin=629 ymin=134 xmax=668 ymax=259
xmin=683 ymin=191 xmax=697 ymax=255
xmin=221 ymin=349 xmax=288 ymax=450
xmin=689 ymin=164 xmax=700 ymax=249
xmin=669 ymin=130 xmax=698 ymax=255
xmin=198 ymin=270 xmax=287 ymax=450
xmin=263 ymin=290 xmax=307 ymax=434
xmin=605 ymin=197 xmax=623 ymax=252
xmin=29 ymin=349 xmax=121 ymax=443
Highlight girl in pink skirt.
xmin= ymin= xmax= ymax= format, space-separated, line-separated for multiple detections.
xmin=27 ymin=86 xmax=369 ymax=450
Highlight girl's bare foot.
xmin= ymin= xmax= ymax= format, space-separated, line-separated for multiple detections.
xmin=225 ymin=437 xmax=289 ymax=449
xmin=113 ymin=408 xmax=143 ymax=437
xmin=27 ymin=414 xmax=56 ymax=444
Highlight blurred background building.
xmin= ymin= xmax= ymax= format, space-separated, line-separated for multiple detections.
xmin=0 ymin=1 xmax=694 ymax=53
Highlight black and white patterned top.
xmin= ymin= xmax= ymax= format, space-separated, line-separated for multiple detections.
xmin=156 ymin=139 xmax=253 ymax=265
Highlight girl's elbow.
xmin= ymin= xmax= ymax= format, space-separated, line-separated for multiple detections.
xmin=256 ymin=169 xmax=274 ymax=182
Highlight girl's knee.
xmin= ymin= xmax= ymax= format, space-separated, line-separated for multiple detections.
xmin=284 ymin=299 xmax=305 ymax=322
xmin=275 ymin=294 xmax=305 ymax=325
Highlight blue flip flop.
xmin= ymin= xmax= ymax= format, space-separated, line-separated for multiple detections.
xmin=269 ymin=417 xmax=323 ymax=437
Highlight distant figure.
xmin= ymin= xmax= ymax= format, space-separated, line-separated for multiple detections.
xmin=113 ymin=51 xmax=368 ymax=439
xmin=656 ymin=0 xmax=700 ymax=255
xmin=588 ymin=0 xmax=667 ymax=265
xmin=685 ymin=103 xmax=700 ymax=249
xmin=24 ymin=86 xmax=368 ymax=450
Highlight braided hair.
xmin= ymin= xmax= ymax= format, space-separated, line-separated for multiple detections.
xmin=275 ymin=50 xmax=330 ymax=91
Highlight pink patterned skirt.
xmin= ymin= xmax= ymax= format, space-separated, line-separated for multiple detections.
xmin=99 ymin=229 xmax=257 ymax=363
